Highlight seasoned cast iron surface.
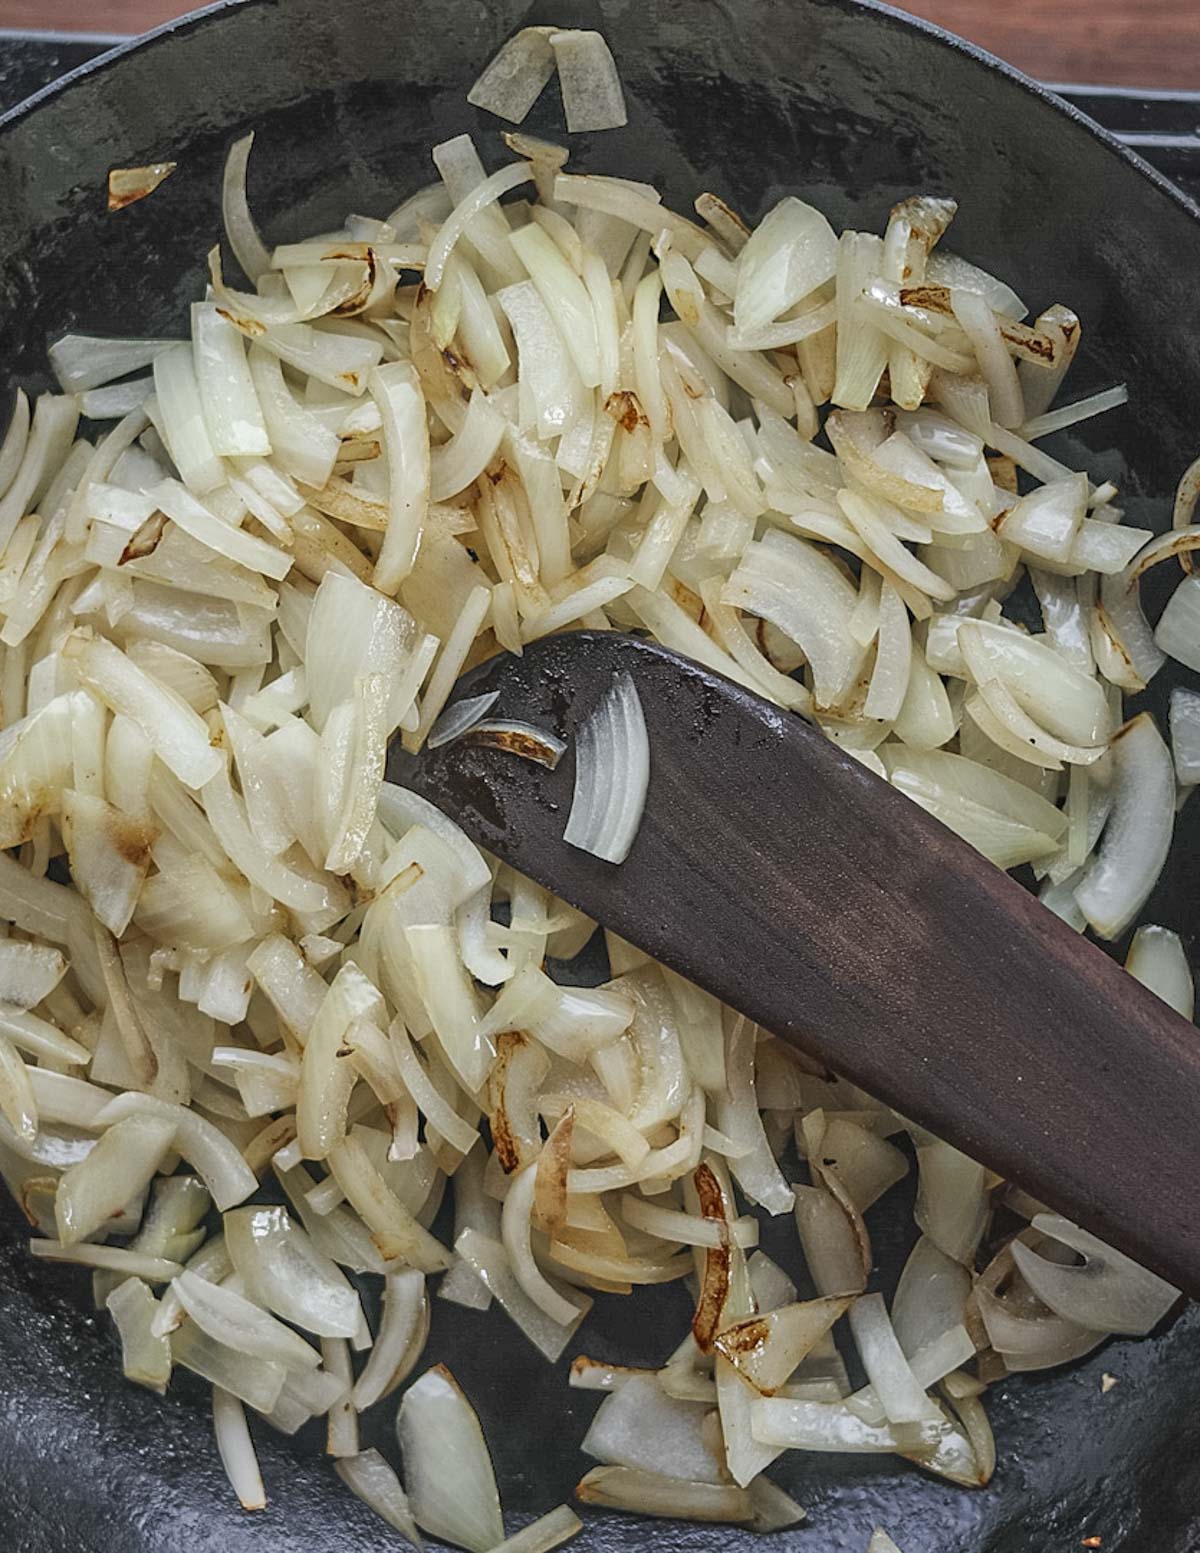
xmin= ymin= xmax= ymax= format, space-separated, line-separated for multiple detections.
xmin=1 ymin=1 xmax=1199 ymax=1549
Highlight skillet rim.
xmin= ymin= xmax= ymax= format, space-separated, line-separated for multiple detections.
xmin=0 ymin=0 xmax=1198 ymax=235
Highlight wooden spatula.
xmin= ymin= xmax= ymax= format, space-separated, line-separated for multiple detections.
xmin=386 ymin=630 xmax=1200 ymax=1296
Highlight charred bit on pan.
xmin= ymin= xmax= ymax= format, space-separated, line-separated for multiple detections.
xmin=107 ymin=162 xmax=178 ymax=212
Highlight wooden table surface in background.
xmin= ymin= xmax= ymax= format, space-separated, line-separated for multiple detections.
xmin=1 ymin=0 xmax=1199 ymax=89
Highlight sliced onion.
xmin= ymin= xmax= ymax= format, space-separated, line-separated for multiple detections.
xmin=321 ymin=1335 xmax=359 ymax=1458
xmin=0 ymin=939 xmax=67 ymax=1011
xmin=1155 ymin=574 xmax=1200 ymax=672
xmin=956 ymin=619 xmax=1111 ymax=749
xmin=92 ymin=1092 xmax=258 ymax=1211
xmin=352 ymin=1267 xmax=428 ymax=1410
xmin=455 ymin=1227 xmax=590 ymax=1361
xmin=0 ymin=1031 xmax=36 ymax=1145
xmin=425 ymin=160 xmax=533 ymax=292
xmin=397 ymin=1365 xmax=504 ymax=1553
xmin=326 ymin=1130 xmax=453 ymax=1272
xmin=370 ymin=362 xmax=430 ymax=594
xmin=724 ymin=530 xmax=866 ymax=708
xmin=549 ymin=30 xmax=627 ymax=132
xmin=335 ymin=1449 xmax=424 ymax=1549
xmin=485 ymin=1504 xmax=582 ymax=1553
xmin=869 ymin=1532 xmax=905 ymax=1553
xmin=65 ymin=631 xmax=223 ymax=790
xmin=735 ymin=198 xmax=838 ymax=337
xmin=389 ymin=1021 xmax=479 ymax=1156
xmin=173 ymin=1268 xmax=322 ymax=1371
xmin=212 ymin=1386 xmax=267 ymax=1511
xmin=749 ymin=1395 xmax=943 ymax=1453
xmin=582 ymin=1371 xmax=725 ymax=1483
xmin=833 ymin=232 xmax=888 ymax=411
xmin=1169 ymin=687 xmax=1200 ymax=785
xmin=225 ymin=1203 xmax=362 ymax=1338
xmin=997 ymin=476 xmax=1086 ymax=562
xmin=54 ymin=1114 xmax=176 ymax=1245
xmin=912 ymin=1134 xmax=987 ymax=1266
xmin=49 ymin=335 xmax=178 ymax=393
xmin=971 ymin=1241 xmax=1105 ymax=1371
xmin=220 ymin=132 xmax=271 ymax=284
xmin=562 ymin=672 xmax=649 ymax=865
xmin=575 ymin=1465 xmax=753 ymax=1524
xmin=1012 ymin=1214 xmax=1179 ymax=1336
xmin=106 ymin=1278 xmax=172 ymax=1393
xmin=0 ymin=1007 xmax=87 ymax=1068
xmin=891 ymin=1235 xmax=972 ymax=1356
xmin=501 ymin=1163 xmax=582 ymax=1326
xmin=60 ymin=789 xmax=155 ymax=937
xmin=570 ymin=1357 xmax=650 ymax=1392
xmin=950 ymin=288 xmax=1023 ymax=428
xmin=845 ymin=1324 xmax=975 ymax=1427
xmin=377 ymin=784 xmax=491 ymax=905
xmin=1075 ymin=713 xmax=1174 ymax=940
xmin=884 ymin=747 xmax=1064 ymax=869
xmin=461 ymin=721 xmax=567 ymax=770
xmin=295 ymin=962 xmax=383 ymax=1160
xmin=847 ymin=1294 xmax=939 ymax=1424
xmin=714 ymin=1015 xmax=794 ymax=1215
xmin=0 ymin=387 xmax=30 ymax=502
xmin=1124 ymin=924 xmax=1193 ymax=1019
xmin=1020 ymin=383 xmax=1128 ymax=442
xmin=107 ymin=161 xmax=176 ymax=211
xmin=620 ymin=1193 xmax=757 ymax=1250
xmin=714 ymin=1296 xmax=852 ymax=1395
xmin=26 ymin=1068 xmax=112 ymax=1129
xmin=864 ymin=582 xmax=912 ymax=722
xmin=171 ymin=1319 xmax=286 ymax=1412
xmin=1014 ymin=303 xmax=1079 ymax=417
xmin=1093 ymin=566 xmax=1165 ymax=693
xmin=406 ymin=923 xmax=493 ymax=1094
xmin=467 ymin=27 xmax=556 ymax=122
xmin=30 ymin=1238 xmax=182 ymax=1281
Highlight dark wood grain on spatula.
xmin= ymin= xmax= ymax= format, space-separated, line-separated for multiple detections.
xmin=387 ymin=632 xmax=1200 ymax=1296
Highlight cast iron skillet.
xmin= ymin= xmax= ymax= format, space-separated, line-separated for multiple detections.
xmin=1 ymin=1 xmax=1199 ymax=1548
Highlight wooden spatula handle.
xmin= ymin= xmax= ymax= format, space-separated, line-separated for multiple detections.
xmin=388 ymin=632 xmax=1200 ymax=1296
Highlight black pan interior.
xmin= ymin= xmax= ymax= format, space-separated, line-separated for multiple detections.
xmin=1 ymin=1 xmax=1199 ymax=1548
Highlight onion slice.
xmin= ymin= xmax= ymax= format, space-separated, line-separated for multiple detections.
xmin=427 ymin=691 xmax=501 ymax=749
xmin=485 ymin=1504 xmax=582 ymax=1553
xmin=173 ymin=1269 xmax=323 ymax=1372
xmin=1125 ymin=924 xmax=1194 ymax=1020
xmin=212 ymin=1386 xmax=267 ymax=1511
xmin=714 ymin=1296 xmax=853 ymax=1394
xmin=397 ymin=1365 xmax=505 ymax=1553
xmin=1074 ymin=713 xmax=1174 ymax=940
xmin=352 ymin=1267 xmax=428 ymax=1410
xmin=467 ymin=27 xmax=556 ymax=123
xmin=462 ymin=721 xmax=567 ymax=770
xmin=224 ymin=1203 xmax=363 ymax=1338
xmin=1011 ymin=1214 xmax=1179 ymax=1336
xmin=549 ymin=31 xmax=628 ymax=132
xmin=562 ymin=672 xmax=649 ymax=865
xmin=335 ymin=1449 xmax=424 ymax=1550
xmin=581 ymin=1371 xmax=725 ymax=1483
xmin=54 ymin=1114 xmax=176 ymax=1245
xmin=92 ymin=1092 xmax=257 ymax=1211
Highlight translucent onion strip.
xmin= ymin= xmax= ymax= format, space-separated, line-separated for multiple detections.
xmin=562 ymin=672 xmax=650 ymax=864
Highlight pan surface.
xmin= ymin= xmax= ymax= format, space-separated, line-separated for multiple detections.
xmin=1 ymin=1 xmax=1198 ymax=1549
